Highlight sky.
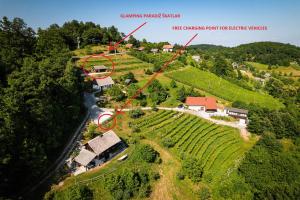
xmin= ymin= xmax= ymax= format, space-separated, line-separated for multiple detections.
xmin=0 ymin=0 xmax=300 ymax=47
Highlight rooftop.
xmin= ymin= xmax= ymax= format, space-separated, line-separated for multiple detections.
xmin=87 ymin=130 xmax=121 ymax=155
xmin=163 ymin=44 xmax=173 ymax=49
xmin=95 ymin=76 xmax=114 ymax=87
xmin=185 ymin=97 xmax=217 ymax=110
xmin=74 ymin=148 xmax=97 ymax=166
xmin=225 ymin=107 xmax=248 ymax=114
xmin=93 ymin=65 xmax=108 ymax=70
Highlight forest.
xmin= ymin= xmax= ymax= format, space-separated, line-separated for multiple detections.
xmin=189 ymin=42 xmax=300 ymax=66
xmin=0 ymin=17 xmax=124 ymax=198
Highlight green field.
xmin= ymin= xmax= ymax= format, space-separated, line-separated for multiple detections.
xmin=247 ymin=61 xmax=300 ymax=77
xmin=131 ymin=110 xmax=249 ymax=180
xmin=131 ymin=110 xmax=255 ymax=197
xmin=166 ymin=67 xmax=283 ymax=109
xmin=47 ymin=110 xmax=255 ymax=199
xmin=79 ymin=54 xmax=153 ymax=72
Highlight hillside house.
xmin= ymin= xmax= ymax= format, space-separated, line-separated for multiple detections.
xmin=192 ymin=55 xmax=201 ymax=62
xmin=224 ymin=107 xmax=248 ymax=124
xmin=74 ymin=130 xmax=123 ymax=172
xmin=162 ymin=44 xmax=173 ymax=52
xmin=93 ymin=76 xmax=114 ymax=91
xmin=92 ymin=65 xmax=108 ymax=73
xmin=254 ymin=77 xmax=266 ymax=85
xmin=151 ymin=48 xmax=158 ymax=54
xmin=138 ymin=47 xmax=145 ymax=51
xmin=125 ymin=43 xmax=133 ymax=49
xmin=185 ymin=97 xmax=217 ymax=112
xmin=232 ymin=62 xmax=239 ymax=69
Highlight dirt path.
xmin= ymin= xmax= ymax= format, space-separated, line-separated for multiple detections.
xmin=143 ymin=140 xmax=191 ymax=200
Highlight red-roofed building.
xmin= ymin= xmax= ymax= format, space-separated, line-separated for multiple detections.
xmin=162 ymin=44 xmax=173 ymax=52
xmin=185 ymin=97 xmax=217 ymax=112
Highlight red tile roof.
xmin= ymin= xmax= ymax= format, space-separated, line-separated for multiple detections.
xmin=125 ymin=43 xmax=133 ymax=48
xmin=185 ymin=97 xmax=217 ymax=110
xmin=163 ymin=44 xmax=173 ymax=49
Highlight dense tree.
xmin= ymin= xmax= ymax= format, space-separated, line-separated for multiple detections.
xmin=128 ymin=35 xmax=140 ymax=47
xmin=129 ymin=108 xmax=144 ymax=119
xmin=147 ymin=79 xmax=168 ymax=104
xmin=238 ymin=134 xmax=300 ymax=199
xmin=107 ymin=85 xmax=125 ymax=101
xmin=181 ymin=156 xmax=203 ymax=182
xmin=211 ymin=56 xmax=234 ymax=77
xmin=0 ymin=17 xmax=84 ymax=198
xmin=0 ymin=17 xmax=36 ymax=84
xmin=104 ymin=169 xmax=151 ymax=200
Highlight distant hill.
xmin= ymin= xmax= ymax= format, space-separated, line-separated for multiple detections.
xmin=232 ymin=42 xmax=300 ymax=66
xmin=188 ymin=44 xmax=227 ymax=51
xmin=190 ymin=42 xmax=300 ymax=66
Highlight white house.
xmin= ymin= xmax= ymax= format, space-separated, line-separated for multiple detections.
xmin=73 ymin=130 xmax=123 ymax=174
xmin=93 ymin=76 xmax=114 ymax=91
xmin=151 ymin=48 xmax=158 ymax=54
xmin=224 ymin=107 xmax=248 ymax=124
xmin=185 ymin=97 xmax=217 ymax=112
xmin=162 ymin=44 xmax=173 ymax=52
xmin=92 ymin=65 xmax=108 ymax=73
xmin=192 ymin=55 xmax=201 ymax=62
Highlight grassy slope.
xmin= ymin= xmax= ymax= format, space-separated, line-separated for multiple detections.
xmin=131 ymin=110 xmax=256 ymax=199
xmin=247 ymin=61 xmax=300 ymax=77
xmin=49 ymin=110 xmax=256 ymax=199
xmin=166 ymin=67 xmax=283 ymax=109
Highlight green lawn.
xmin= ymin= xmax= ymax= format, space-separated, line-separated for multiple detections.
xmin=247 ymin=61 xmax=300 ymax=77
xmin=78 ymin=54 xmax=153 ymax=72
xmin=131 ymin=110 xmax=256 ymax=199
xmin=166 ymin=67 xmax=283 ymax=109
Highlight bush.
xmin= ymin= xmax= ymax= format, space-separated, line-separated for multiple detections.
xmin=161 ymin=137 xmax=176 ymax=148
xmin=151 ymin=171 xmax=161 ymax=180
xmin=176 ymin=171 xmax=185 ymax=180
xmin=145 ymin=68 xmax=153 ymax=75
xmin=170 ymin=80 xmax=177 ymax=88
xmin=104 ymin=169 xmax=151 ymax=200
xmin=196 ymin=187 xmax=211 ymax=200
xmin=129 ymin=108 xmax=144 ymax=119
xmin=182 ymin=157 xmax=203 ymax=182
xmin=131 ymin=127 xmax=141 ymax=133
xmin=135 ymin=144 xmax=159 ymax=163
xmin=139 ymin=98 xmax=147 ymax=106
xmin=151 ymin=104 xmax=158 ymax=111
xmin=67 ymin=185 xmax=93 ymax=200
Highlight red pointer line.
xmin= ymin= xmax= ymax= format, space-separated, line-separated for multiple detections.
xmin=116 ymin=33 xmax=198 ymax=113
xmin=114 ymin=22 xmax=147 ymax=48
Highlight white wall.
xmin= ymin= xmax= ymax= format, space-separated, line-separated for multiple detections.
xmin=188 ymin=105 xmax=205 ymax=111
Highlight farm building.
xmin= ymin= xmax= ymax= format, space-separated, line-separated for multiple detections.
xmin=162 ymin=44 xmax=173 ymax=52
xmin=74 ymin=130 xmax=123 ymax=172
xmin=224 ymin=107 xmax=248 ymax=124
xmin=124 ymin=79 xmax=132 ymax=85
xmin=192 ymin=55 xmax=201 ymax=62
xmin=151 ymin=48 xmax=158 ymax=54
xmin=93 ymin=76 xmax=114 ymax=91
xmin=185 ymin=97 xmax=217 ymax=112
xmin=125 ymin=43 xmax=133 ymax=48
xmin=138 ymin=47 xmax=145 ymax=51
xmin=92 ymin=65 xmax=108 ymax=73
